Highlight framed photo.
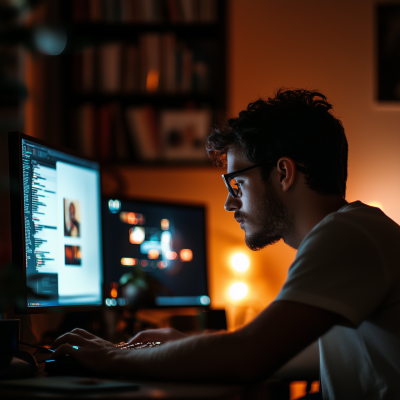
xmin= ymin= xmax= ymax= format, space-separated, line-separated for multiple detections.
xmin=160 ymin=110 xmax=212 ymax=161
xmin=377 ymin=3 xmax=400 ymax=102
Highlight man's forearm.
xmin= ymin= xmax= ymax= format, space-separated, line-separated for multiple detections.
xmin=110 ymin=301 xmax=342 ymax=382
xmin=112 ymin=330 xmax=255 ymax=382
xmin=52 ymin=301 xmax=339 ymax=381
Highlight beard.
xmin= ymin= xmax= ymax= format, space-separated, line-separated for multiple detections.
xmin=236 ymin=180 xmax=293 ymax=251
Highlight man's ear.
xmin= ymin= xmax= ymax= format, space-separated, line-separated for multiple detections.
xmin=276 ymin=158 xmax=296 ymax=192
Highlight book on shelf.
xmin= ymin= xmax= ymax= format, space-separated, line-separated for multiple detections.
xmin=99 ymin=104 xmax=112 ymax=159
xmin=160 ymin=33 xmax=176 ymax=92
xmin=73 ymin=0 xmax=89 ymax=22
xmin=75 ymin=103 xmax=133 ymax=161
xmin=75 ymin=103 xmax=96 ymax=158
xmin=125 ymin=105 xmax=159 ymax=160
xmin=88 ymin=0 xmax=103 ymax=22
xmin=139 ymin=33 xmax=161 ymax=92
xmin=113 ymin=104 xmax=133 ymax=160
xmin=75 ymin=104 xmax=212 ymax=162
xmin=123 ymin=44 xmax=140 ymax=92
xmin=72 ymin=0 xmax=218 ymax=23
xmin=73 ymin=33 xmax=210 ymax=94
xmin=99 ymin=43 xmax=123 ymax=92
xmin=82 ymin=47 xmax=95 ymax=92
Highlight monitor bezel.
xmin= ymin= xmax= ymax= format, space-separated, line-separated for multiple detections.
xmin=8 ymin=131 xmax=104 ymax=314
xmin=101 ymin=195 xmax=210 ymax=309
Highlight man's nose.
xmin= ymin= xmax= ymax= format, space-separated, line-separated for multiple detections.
xmin=224 ymin=193 xmax=241 ymax=212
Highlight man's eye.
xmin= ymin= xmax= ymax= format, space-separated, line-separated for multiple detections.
xmin=233 ymin=181 xmax=242 ymax=189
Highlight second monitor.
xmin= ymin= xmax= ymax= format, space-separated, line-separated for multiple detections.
xmin=102 ymin=198 xmax=210 ymax=308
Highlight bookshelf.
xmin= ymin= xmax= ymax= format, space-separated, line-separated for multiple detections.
xmin=52 ymin=0 xmax=227 ymax=165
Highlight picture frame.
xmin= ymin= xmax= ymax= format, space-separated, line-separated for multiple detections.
xmin=376 ymin=3 xmax=400 ymax=103
xmin=160 ymin=110 xmax=212 ymax=161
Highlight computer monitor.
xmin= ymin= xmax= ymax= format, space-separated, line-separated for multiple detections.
xmin=102 ymin=197 xmax=210 ymax=308
xmin=8 ymin=132 xmax=103 ymax=313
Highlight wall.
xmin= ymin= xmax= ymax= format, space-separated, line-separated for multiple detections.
xmin=25 ymin=0 xmax=400 ymax=330
xmin=115 ymin=1 xmax=400 ymax=327
xmin=228 ymin=0 xmax=400 ymax=221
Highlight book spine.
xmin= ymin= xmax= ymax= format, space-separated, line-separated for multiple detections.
xmin=125 ymin=107 xmax=158 ymax=160
xmin=82 ymin=47 xmax=95 ymax=93
xmin=73 ymin=0 xmax=89 ymax=22
xmin=140 ymin=34 xmax=161 ymax=93
xmin=76 ymin=103 xmax=96 ymax=158
xmin=160 ymin=33 xmax=176 ymax=93
xmin=99 ymin=43 xmax=122 ymax=93
xmin=123 ymin=44 xmax=139 ymax=92
xmin=99 ymin=104 xmax=112 ymax=160
xmin=88 ymin=0 xmax=103 ymax=22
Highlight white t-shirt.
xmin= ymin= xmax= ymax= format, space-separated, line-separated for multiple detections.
xmin=276 ymin=201 xmax=400 ymax=399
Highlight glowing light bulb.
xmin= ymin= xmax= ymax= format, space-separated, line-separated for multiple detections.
xmin=231 ymin=253 xmax=250 ymax=272
xmin=229 ymin=282 xmax=248 ymax=300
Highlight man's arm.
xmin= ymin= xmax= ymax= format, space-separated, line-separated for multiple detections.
xmin=52 ymin=300 xmax=343 ymax=382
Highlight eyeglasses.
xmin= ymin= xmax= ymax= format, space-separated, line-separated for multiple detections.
xmin=222 ymin=160 xmax=307 ymax=198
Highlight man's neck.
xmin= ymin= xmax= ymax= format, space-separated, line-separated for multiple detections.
xmin=285 ymin=195 xmax=348 ymax=249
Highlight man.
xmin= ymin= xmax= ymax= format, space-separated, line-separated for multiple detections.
xmin=52 ymin=89 xmax=400 ymax=399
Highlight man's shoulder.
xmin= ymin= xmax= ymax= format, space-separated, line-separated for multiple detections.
xmin=317 ymin=201 xmax=396 ymax=231
xmin=300 ymin=201 xmax=400 ymax=251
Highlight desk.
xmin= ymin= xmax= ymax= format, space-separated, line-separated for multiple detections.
xmin=0 ymin=375 xmax=290 ymax=400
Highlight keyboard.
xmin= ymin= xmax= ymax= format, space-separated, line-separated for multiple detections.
xmin=115 ymin=341 xmax=162 ymax=350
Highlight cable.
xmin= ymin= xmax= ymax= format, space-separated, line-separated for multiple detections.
xmin=19 ymin=341 xmax=54 ymax=353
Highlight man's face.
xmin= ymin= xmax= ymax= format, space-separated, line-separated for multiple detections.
xmin=224 ymin=149 xmax=293 ymax=250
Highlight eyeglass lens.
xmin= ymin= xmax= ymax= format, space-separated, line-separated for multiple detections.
xmin=229 ymin=177 xmax=239 ymax=196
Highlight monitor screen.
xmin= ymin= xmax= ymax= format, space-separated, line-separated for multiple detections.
xmin=102 ymin=198 xmax=210 ymax=308
xmin=9 ymin=132 xmax=103 ymax=312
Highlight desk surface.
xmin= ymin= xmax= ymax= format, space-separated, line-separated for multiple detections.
xmin=0 ymin=353 xmax=292 ymax=400
xmin=0 ymin=375 xmax=290 ymax=400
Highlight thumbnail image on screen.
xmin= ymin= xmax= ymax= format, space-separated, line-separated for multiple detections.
xmin=64 ymin=199 xmax=81 ymax=237
xmin=102 ymin=198 xmax=210 ymax=308
xmin=21 ymin=138 xmax=103 ymax=308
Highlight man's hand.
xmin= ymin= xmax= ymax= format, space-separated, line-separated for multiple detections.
xmin=50 ymin=328 xmax=121 ymax=374
xmin=129 ymin=328 xmax=188 ymax=344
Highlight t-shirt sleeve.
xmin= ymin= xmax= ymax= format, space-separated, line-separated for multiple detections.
xmin=275 ymin=214 xmax=388 ymax=327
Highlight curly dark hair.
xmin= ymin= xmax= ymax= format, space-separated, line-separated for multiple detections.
xmin=206 ymin=88 xmax=348 ymax=197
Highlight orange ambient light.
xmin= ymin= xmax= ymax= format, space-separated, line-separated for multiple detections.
xmin=146 ymin=69 xmax=160 ymax=92
xmin=180 ymin=249 xmax=193 ymax=262
xmin=148 ymin=249 xmax=160 ymax=259
xmin=121 ymin=257 xmax=137 ymax=266
xmin=166 ymin=251 xmax=178 ymax=260
xmin=127 ymin=212 xmax=138 ymax=225
xmin=161 ymin=219 xmax=169 ymax=230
